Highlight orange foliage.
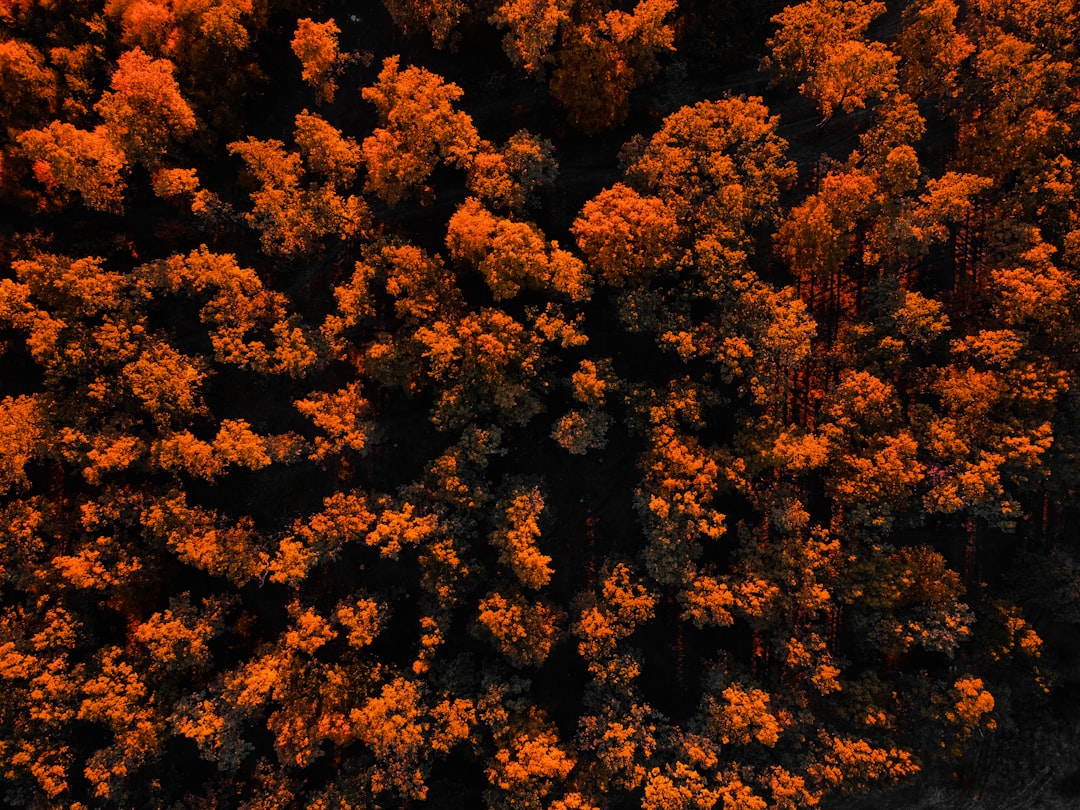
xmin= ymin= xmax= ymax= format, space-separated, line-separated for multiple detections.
xmin=17 ymin=122 xmax=128 ymax=211
xmin=95 ymin=48 xmax=197 ymax=166
xmin=361 ymin=56 xmax=479 ymax=205
xmin=291 ymin=18 xmax=342 ymax=103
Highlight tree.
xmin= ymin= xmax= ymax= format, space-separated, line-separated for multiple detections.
xmin=571 ymin=183 xmax=678 ymax=287
xmin=490 ymin=484 xmax=552 ymax=590
xmin=477 ymin=591 xmax=564 ymax=667
xmin=763 ymin=0 xmax=895 ymax=119
xmin=228 ymin=114 xmax=368 ymax=255
xmin=382 ymin=0 xmax=470 ymax=49
xmin=624 ymin=97 xmax=796 ymax=246
xmin=466 ymin=130 xmax=558 ymax=214
xmin=446 ymin=197 xmax=589 ymax=301
xmin=94 ymin=47 xmax=197 ymax=166
xmin=17 ymin=122 xmax=128 ymax=211
xmin=550 ymin=0 xmax=677 ymax=133
xmin=291 ymin=18 xmax=343 ymax=103
xmin=0 ymin=396 xmax=44 ymax=493
xmin=361 ymin=56 xmax=479 ymax=205
xmin=0 ymin=38 xmax=55 ymax=126
xmin=894 ymin=0 xmax=974 ymax=101
xmin=489 ymin=0 xmax=573 ymax=73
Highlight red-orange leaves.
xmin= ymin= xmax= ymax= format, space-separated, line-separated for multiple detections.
xmin=0 ymin=395 xmax=44 ymax=493
xmin=353 ymin=676 xmax=430 ymax=798
xmin=490 ymin=0 xmax=572 ymax=73
xmin=572 ymin=183 xmax=678 ymax=287
xmin=487 ymin=710 xmax=575 ymax=805
xmin=291 ymin=18 xmax=343 ymax=103
xmin=293 ymin=110 xmax=362 ymax=185
xmin=141 ymin=492 xmax=268 ymax=583
xmin=228 ymin=118 xmax=368 ymax=255
xmin=467 ymin=130 xmax=558 ymax=214
xmin=764 ymin=0 xmax=896 ymax=119
xmin=151 ymin=247 xmax=318 ymax=374
xmin=416 ymin=308 xmax=546 ymax=428
xmin=18 ymin=123 xmax=128 ymax=212
xmin=365 ymin=498 xmax=439 ymax=559
xmin=636 ymin=423 xmax=726 ymax=585
xmin=383 ymin=0 xmax=469 ymax=49
xmin=491 ymin=485 xmax=552 ymax=589
xmin=95 ymin=48 xmax=197 ymax=166
xmin=294 ymin=382 xmax=373 ymax=461
xmin=477 ymin=591 xmax=563 ymax=666
xmin=447 ymin=198 xmax=589 ymax=301
xmin=810 ymin=733 xmax=918 ymax=792
xmin=704 ymin=683 xmax=784 ymax=747
xmin=362 ymin=56 xmax=479 ymax=205
xmin=625 ymin=97 xmax=795 ymax=242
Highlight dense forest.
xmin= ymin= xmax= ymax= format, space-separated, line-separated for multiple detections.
xmin=0 ymin=0 xmax=1078 ymax=807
